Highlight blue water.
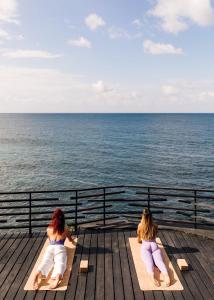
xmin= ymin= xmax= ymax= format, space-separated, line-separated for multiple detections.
xmin=0 ymin=113 xmax=213 ymax=192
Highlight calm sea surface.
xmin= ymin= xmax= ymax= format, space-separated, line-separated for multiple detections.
xmin=0 ymin=113 xmax=213 ymax=192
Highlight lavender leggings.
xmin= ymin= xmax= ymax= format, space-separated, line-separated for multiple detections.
xmin=141 ymin=240 xmax=168 ymax=275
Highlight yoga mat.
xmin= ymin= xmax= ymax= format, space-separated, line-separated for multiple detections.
xmin=24 ymin=238 xmax=77 ymax=291
xmin=129 ymin=237 xmax=183 ymax=291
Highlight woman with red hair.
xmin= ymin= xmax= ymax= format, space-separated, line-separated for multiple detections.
xmin=33 ymin=208 xmax=74 ymax=289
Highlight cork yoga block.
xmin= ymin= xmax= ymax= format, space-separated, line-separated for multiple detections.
xmin=80 ymin=260 xmax=88 ymax=272
xmin=177 ymin=259 xmax=188 ymax=270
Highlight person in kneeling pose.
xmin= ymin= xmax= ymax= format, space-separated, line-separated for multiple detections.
xmin=137 ymin=208 xmax=170 ymax=287
xmin=33 ymin=208 xmax=74 ymax=289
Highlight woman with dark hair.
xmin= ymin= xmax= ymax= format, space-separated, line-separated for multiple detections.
xmin=137 ymin=208 xmax=170 ymax=287
xmin=33 ymin=208 xmax=74 ymax=289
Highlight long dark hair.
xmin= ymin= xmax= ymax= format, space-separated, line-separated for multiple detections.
xmin=49 ymin=208 xmax=65 ymax=234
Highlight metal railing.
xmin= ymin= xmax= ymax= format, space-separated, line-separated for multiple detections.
xmin=0 ymin=185 xmax=213 ymax=234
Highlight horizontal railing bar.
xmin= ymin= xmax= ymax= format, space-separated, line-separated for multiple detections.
xmin=82 ymin=198 xmax=167 ymax=202
xmin=0 ymin=198 xmax=59 ymax=203
xmin=31 ymin=203 xmax=81 ymax=208
xmin=128 ymin=203 xmax=210 ymax=213
xmin=0 ymin=209 xmax=76 ymax=217
xmin=0 ymin=185 xmax=125 ymax=195
xmin=81 ymin=210 xmax=163 ymax=215
xmin=136 ymin=192 xmax=195 ymax=198
xmin=16 ymin=216 xmax=85 ymax=222
xmin=126 ymin=184 xmax=214 ymax=192
xmin=0 ymin=202 xmax=82 ymax=209
xmin=136 ymin=191 xmax=214 ymax=200
xmin=70 ymin=191 xmax=125 ymax=200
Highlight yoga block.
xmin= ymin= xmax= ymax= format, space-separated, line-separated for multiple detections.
xmin=177 ymin=259 xmax=188 ymax=270
xmin=80 ymin=260 xmax=88 ymax=272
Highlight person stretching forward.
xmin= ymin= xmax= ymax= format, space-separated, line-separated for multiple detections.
xmin=33 ymin=208 xmax=74 ymax=289
xmin=137 ymin=208 xmax=170 ymax=287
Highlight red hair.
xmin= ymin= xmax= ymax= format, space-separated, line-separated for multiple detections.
xmin=49 ymin=208 xmax=65 ymax=234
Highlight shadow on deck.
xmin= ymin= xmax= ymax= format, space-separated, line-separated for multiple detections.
xmin=0 ymin=229 xmax=213 ymax=300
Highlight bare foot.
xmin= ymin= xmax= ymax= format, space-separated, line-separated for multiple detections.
xmin=164 ymin=274 xmax=170 ymax=287
xmin=150 ymin=273 xmax=160 ymax=287
xmin=49 ymin=275 xmax=62 ymax=289
xmin=33 ymin=272 xmax=42 ymax=290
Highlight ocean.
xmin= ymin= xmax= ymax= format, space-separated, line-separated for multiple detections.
xmin=0 ymin=113 xmax=213 ymax=192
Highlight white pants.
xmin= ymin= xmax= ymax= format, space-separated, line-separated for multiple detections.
xmin=38 ymin=244 xmax=67 ymax=279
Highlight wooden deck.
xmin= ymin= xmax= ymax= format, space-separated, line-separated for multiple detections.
xmin=0 ymin=229 xmax=213 ymax=300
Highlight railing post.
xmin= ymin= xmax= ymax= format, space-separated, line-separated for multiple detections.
xmin=75 ymin=190 xmax=78 ymax=233
xmin=148 ymin=187 xmax=150 ymax=212
xmin=29 ymin=192 xmax=32 ymax=236
xmin=194 ymin=190 xmax=197 ymax=229
xmin=103 ymin=188 xmax=106 ymax=226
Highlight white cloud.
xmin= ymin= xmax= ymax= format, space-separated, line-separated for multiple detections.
xmin=108 ymin=26 xmax=131 ymax=39
xmin=0 ymin=66 xmax=91 ymax=112
xmin=92 ymin=80 xmax=113 ymax=93
xmin=85 ymin=13 xmax=105 ymax=31
xmin=162 ymin=85 xmax=179 ymax=95
xmin=68 ymin=36 xmax=91 ymax=48
xmin=0 ymin=0 xmax=19 ymax=24
xmin=1 ymin=49 xmax=62 ymax=59
xmin=132 ymin=19 xmax=143 ymax=28
xmin=0 ymin=66 xmax=213 ymax=112
xmin=0 ymin=29 xmax=11 ymax=41
xmin=150 ymin=0 xmax=214 ymax=34
xmin=143 ymin=39 xmax=184 ymax=55
xmin=200 ymin=91 xmax=214 ymax=98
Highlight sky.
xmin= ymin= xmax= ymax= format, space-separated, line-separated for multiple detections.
xmin=0 ymin=0 xmax=214 ymax=113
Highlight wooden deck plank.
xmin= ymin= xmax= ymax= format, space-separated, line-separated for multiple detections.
xmin=95 ymin=231 xmax=105 ymax=300
xmin=118 ymin=231 xmax=135 ymax=300
xmin=64 ymin=231 xmax=85 ymax=300
xmin=105 ymin=231 xmax=114 ymax=300
xmin=112 ymin=231 xmax=124 ymax=300
xmin=75 ymin=231 xmax=91 ymax=300
xmin=85 ymin=231 xmax=97 ymax=300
